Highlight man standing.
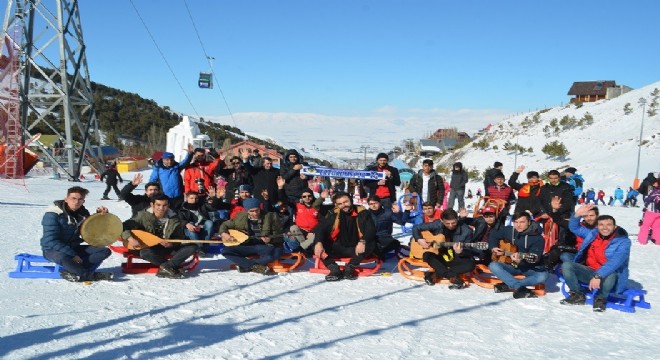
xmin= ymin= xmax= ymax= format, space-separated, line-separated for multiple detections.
xmin=41 ymin=186 xmax=113 ymax=282
xmin=508 ymin=165 xmax=544 ymax=218
xmin=219 ymin=198 xmax=283 ymax=274
xmin=561 ymin=204 xmax=631 ymax=312
xmin=563 ymin=167 xmax=585 ymax=203
xmin=314 ymin=192 xmax=377 ymax=281
xmin=100 ymin=162 xmax=123 ymax=200
xmin=122 ymin=194 xmax=198 ymax=279
xmin=245 ymin=156 xmax=280 ymax=204
xmin=483 ymin=161 xmax=504 ymax=196
xmin=447 ymin=162 xmax=468 ymax=211
xmin=488 ymin=212 xmax=548 ymax=299
xmin=408 ymin=159 xmax=445 ymax=209
xmin=364 ymin=153 xmax=401 ymax=209
xmin=149 ymin=146 xmax=193 ymax=208
xmin=411 ymin=209 xmax=475 ymax=288
xmin=120 ymin=173 xmax=161 ymax=218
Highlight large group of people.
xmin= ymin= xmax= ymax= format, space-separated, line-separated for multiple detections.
xmin=39 ymin=147 xmax=659 ymax=312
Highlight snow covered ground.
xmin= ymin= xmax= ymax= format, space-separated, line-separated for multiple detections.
xmin=1 ymin=173 xmax=658 ymax=360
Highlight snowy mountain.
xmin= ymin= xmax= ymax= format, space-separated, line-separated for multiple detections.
xmin=438 ymin=81 xmax=660 ymax=195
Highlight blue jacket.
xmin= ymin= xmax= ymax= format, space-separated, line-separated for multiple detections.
xmin=566 ymin=174 xmax=584 ymax=197
xmin=369 ymin=207 xmax=404 ymax=238
xmin=569 ymin=216 xmax=630 ymax=294
xmin=488 ymin=221 xmax=545 ymax=271
xmin=614 ymin=188 xmax=624 ymax=200
xmin=40 ymin=201 xmax=91 ymax=257
xmin=149 ymin=152 xmax=192 ymax=198
xmin=626 ymin=189 xmax=639 ymax=199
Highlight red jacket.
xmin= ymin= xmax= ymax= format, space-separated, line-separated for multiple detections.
xmin=294 ymin=203 xmax=320 ymax=232
xmin=184 ymin=157 xmax=224 ymax=194
xmin=486 ymin=184 xmax=513 ymax=204
xmin=585 ymin=234 xmax=611 ymax=271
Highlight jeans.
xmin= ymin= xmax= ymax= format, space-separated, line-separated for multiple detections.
xmin=43 ymin=245 xmax=111 ymax=281
xmin=184 ymin=220 xmax=215 ymax=240
xmin=488 ymin=262 xmax=548 ymax=289
xmin=447 ymin=189 xmax=465 ymax=210
xmin=561 ymin=261 xmax=618 ymax=300
xmin=222 ymin=244 xmax=282 ymax=269
xmin=559 ymin=252 xmax=576 ymax=263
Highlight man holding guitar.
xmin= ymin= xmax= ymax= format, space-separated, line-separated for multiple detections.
xmin=218 ymin=197 xmax=283 ymax=275
xmin=488 ymin=212 xmax=548 ymax=299
xmin=121 ymin=194 xmax=198 ymax=279
xmin=411 ymin=209 xmax=476 ymax=288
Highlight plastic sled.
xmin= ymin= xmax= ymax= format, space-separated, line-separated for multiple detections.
xmin=109 ymin=245 xmax=199 ymax=274
xmin=471 ymin=263 xmax=546 ymax=296
xmin=8 ymin=253 xmax=63 ymax=279
xmin=473 ymin=197 xmax=507 ymax=218
xmin=309 ymin=256 xmax=382 ymax=276
xmin=559 ymin=279 xmax=650 ymax=313
xmin=397 ymin=257 xmax=470 ymax=285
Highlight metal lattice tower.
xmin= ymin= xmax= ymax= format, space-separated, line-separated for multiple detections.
xmin=1 ymin=0 xmax=104 ymax=180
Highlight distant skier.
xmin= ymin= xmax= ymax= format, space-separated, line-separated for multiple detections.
xmin=585 ymin=188 xmax=596 ymax=204
xmin=596 ymin=189 xmax=606 ymax=205
xmin=613 ymin=186 xmax=625 ymax=206
xmin=624 ymin=187 xmax=639 ymax=207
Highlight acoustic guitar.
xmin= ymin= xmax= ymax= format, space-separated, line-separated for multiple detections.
xmin=409 ymin=230 xmax=489 ymax=259
xmin=491 ymin=239 xmax=539 ymax=264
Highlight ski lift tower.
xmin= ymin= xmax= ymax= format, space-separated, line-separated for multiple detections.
xmin=1 ymin=0 xmax=104 ymax=180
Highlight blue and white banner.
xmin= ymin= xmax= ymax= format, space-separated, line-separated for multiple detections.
xmin=301 ymin=166 xmax=385 ymax=180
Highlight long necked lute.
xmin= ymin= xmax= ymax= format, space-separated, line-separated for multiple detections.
xmin=126 ymin=229 xmax=284 ymax=250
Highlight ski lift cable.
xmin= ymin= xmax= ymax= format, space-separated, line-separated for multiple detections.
xmin=181 ymin=0 xmax=239 ymax=130
xmin=127 ymin=0 xmax=201 ymax=119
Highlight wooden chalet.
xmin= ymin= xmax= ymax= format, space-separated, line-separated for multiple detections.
xmin=567 ymin=81 xmax=616 ymax=103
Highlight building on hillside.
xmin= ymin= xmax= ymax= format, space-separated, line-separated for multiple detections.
xmin=457 ymin=131 xmax=471 ymax=144
xmin=418 ymin=138 xmax=458 ymax=157
xmin=567 ymin=81 xmax=633 ymax=103
xmin=225 ymin=140 xmax=282 ymax=166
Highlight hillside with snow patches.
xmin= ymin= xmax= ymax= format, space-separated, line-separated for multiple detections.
xmin=436 ymin=81 xmax=660 ymax=194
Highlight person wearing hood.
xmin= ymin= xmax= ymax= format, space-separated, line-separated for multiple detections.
xmin=488 ymin=211 xmax=548 ymax=299
xmin=40 ymin=186 xmax=114 ymax=282
xmin=407 ymin=159 xmax=445 ymax=208
xmin=149 ymin=145 xmax=193 ymax=208
xmin=639 ymin=172 xmax=658 ymax=197
xmin=280 ymin=149 xmax=311 ymax=205
xmin=364 ymin=153 xmax=401 ymax=209
xmin=483 ymin=161 xmax=504 ymax=196
xmin=561 ymin=204 xmax=631 ymax=312
xmin=121 ymin=194 xmax=198 ymax=279
xmin=447 ymin=162 xmax=468 ymax=210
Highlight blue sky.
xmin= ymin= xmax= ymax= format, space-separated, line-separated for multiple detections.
xmin=76 ymin=0 xmax=659 ymax=120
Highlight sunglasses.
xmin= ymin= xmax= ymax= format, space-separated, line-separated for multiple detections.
xmin=232 ymin=161 xmax=241 ymax=165
xmin=301 ymin=195 xmax=312 ymax=198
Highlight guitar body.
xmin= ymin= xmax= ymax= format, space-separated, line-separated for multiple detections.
xmin=492 ymin=240 xmax=516 ymax=264
xmin=409 ymin=231 xmax=444 ymax=259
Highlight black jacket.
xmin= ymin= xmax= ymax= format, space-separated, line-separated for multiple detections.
xmin=315 ymin=206 xmax=376 ymax=248
xmin=539 ymin=181 xmax=574 ymax=218
xmin=280 ymin=149 xmax=310 ymax=201
xmin=101 ymin=167 xmax=123 ymax=185
xmin=408 ymin=170 xmax=445 ymax=206
xmin=508 ymin=172 xmax=544 ymax=217
xmin=363 ymin=164 xmax=401 ymax=202
xmin=488 ymin=221 xmax=545 ymax=271
xmin=120 ymin=183 xmax=151 ymax=218
xmin=245 ymin=159 xmax=280 ymax=203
